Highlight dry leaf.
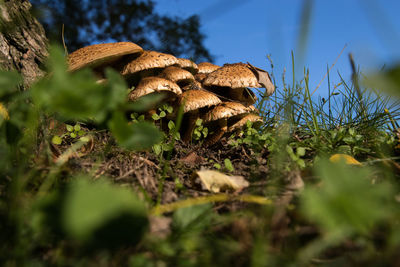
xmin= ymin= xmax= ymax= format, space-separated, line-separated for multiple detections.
xmin=194 ymin=169 xmax=249 ymax=193
xmin=247 ymin=63 xmax=275 ymax=96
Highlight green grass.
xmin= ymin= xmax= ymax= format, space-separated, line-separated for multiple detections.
xmin=1 ymin=44 xmax=400 ymax=266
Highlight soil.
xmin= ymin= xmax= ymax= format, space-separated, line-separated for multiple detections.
xmin=51 ymin=126 xmax=271 ymax=204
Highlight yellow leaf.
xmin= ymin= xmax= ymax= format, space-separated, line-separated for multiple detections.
xmin=329 ymin=154 xmax=361 ymax=166
xmin=0 ymin=102 xmax=9 ymax=120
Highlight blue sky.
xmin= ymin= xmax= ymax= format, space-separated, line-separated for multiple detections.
xmin=154 ymin=0 xmax=400 ymax=97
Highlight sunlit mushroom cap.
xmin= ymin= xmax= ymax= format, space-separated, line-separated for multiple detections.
xmin=203 ymin=102 xmax=256 ymax=122
xmin=67 ymin=42 xmax=143 ymax=72
xmin=179 ymin=89 xmax=221 ymax=113
xmin=121 ymin=50 xmax=178 ymax=76
xmin=158 ymin=66 xmax=195 ymax=84
xmin=228 ymin=114 xmax=263 ymax=132
xmin=176 ymin=58 xmax=199 ymax=74
xmin=197 ymin=62 xmax=220 ymax=74
xmin=129 ymin=77 xmax=182 ymax=101
xmin=203 ymin=63 xmax=262 ymax=88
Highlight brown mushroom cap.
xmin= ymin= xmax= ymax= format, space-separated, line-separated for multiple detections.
xmin=194 ymin=73 xmax=208 ymax=83
xmin=67 ymin=42 xmax=143 ymax=72
xmin=203 ymin=63 xmax=261 ymax=88
xmin=197 ymin=62 xmax=220 ymax=74
xmin=228 ymin=113 xmax=263 ymax=132
xmin=179 ymin=89 xmax=222 ymax=113
xmin=176 ymin=58 xmax=199 ymax=74
xmin=121 ymin=50 xmax=178 ymax=76
xmin=203 ymin=102 xmax=256 ymax=122
xmin=158 ymin=66 xmax=195 ymax=84
xmin=128 ymin=77 xmax=182 ymax=101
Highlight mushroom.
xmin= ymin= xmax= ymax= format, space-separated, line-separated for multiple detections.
xmin=176 ymin=58 xmax=199 ymax=75
xmin=178 ymin=89 xmax=222 ymax=142
xmin=158 ymin=66 xmax=195 ymax=88
xmin=227 ymin=113 xmax=263 ymax=133
xmin=203 ymin=62 xmax=274 ymax=105
xmin=120 ymin=50 xmax=178 ymax=85
xmin=197 ymin=62 xmax=220 ymax=74
xmin=67 ymin=42 xmax=143 ymax=82
xmin=129 ymin=77 xmax=182 ymax=101
xmin=195 ymin=62 xmax=220 ymax=83
xmin=202 ymin=102 xmax=256 ymax=146
xmin=128 ymin=77 xmax=182 ymax=117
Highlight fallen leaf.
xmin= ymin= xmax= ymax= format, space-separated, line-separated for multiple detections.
xmin=193 ymin=169 xmax=249 ymax=193
xmin=329 ymin=154 xmax=361 ymax=166
xmin=247 ymin=63 xmax=275 ymax=96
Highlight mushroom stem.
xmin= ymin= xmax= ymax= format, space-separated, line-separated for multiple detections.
xmin=182 ymin=110 xmax=199 ymax=143
xmin=203 ymin=118 xmax=227 ymax=147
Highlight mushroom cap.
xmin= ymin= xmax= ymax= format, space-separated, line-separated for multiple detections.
xmin=67 ymin=42 xmax=143 ymax=72
xmin=179 ymin=89 xmax=222 ymax=113
xmin=228 ymin=114 xmax=263 ymax=132
xmin=176 ymin=58 xmax=198 ymax=74
xmin=158 ymin=66 xmax=195 ymax=84
xmin=203 ymin=63 xmax=261 ymax=88
xmin=121 ymin=50 xmax=178 ymax=76
xmin=203 ymin=102 xmax=256 ymax=122
xmin=129 ymin=77 xmax=182 ymax=101
xmin=197 ymin=62 xmax=220 ymax=74
xmin=194 ymin=73 xmax=208 ymax=83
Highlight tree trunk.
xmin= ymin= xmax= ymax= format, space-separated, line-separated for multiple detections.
xmin=0 ymin=0 xmax=48 ymax=88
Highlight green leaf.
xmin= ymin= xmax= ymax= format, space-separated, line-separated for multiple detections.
xmin=66 ymin=124 xmax=74 ymax=132
xmin=166 ymin=105 xmax=173 ymax=114
xmin=51 ymin=135 xmax=62 ymax=145
xmin=301 ymin=159 xmax=394 ymax=240
xmin=195 ymin=118 xmax=203 ymax=126
xmin=224 ymin=158 xmax=234 ymax=172
xmin=152 ymin=143 xmax=162 ymax=155
xmin=172 ymin=204 xmax=213 ymax=232
xmin=125 ymin=93 xmax=165 ymax=113
xmin=202 ymin=127 xmax=208 ymax=137
xmin=63 ymin=177 xmax=148 ymax=247
xmin=74 ymin=124 xmax=81 ymax=131
xmin=152 ymin=113 xmax=160 ymax=121
xmin=174 ymin=132 xmax=181 ymax=141
xmin=159 ymin=111 xmax=166 ymax=118
xmin=108 ymin=111 xmax=163 ymax=151
xmin=70 ymin=132 xmax=77 ymax=138
xmin=0 ymin=70 xmax=22 ymax=99
xmin=168 ymin=120 xmax=175 ymax=130
xmin=297 ymin=147 xmax=306 ymax=157
xmin=31 ymin=45 xmax=127 ymax=123
xmin=213 ymin=163 xmax=221 ymax=170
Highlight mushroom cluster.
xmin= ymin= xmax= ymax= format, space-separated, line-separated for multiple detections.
xmin=67 ymin=41 xmax=275 ymax=146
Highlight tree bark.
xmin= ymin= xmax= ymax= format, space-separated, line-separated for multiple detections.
xmin=0 ymin=0 xmax=48 ymax=88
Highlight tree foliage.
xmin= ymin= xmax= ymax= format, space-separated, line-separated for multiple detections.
xmin=31 ymin=0 xmax=213 ymax=62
